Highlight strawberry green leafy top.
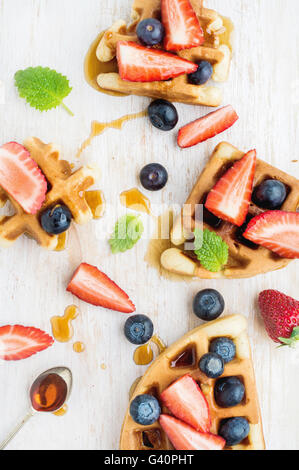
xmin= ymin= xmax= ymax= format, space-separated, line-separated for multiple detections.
xmin=15 ymin=66 xmax=73 ymax=116
xmin=194 ymin=228 xmax=229 ymax=272
xmin=109 ymin=215 xmax=144 ymax=254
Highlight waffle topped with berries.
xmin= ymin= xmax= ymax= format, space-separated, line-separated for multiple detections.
xmin=0 ymin=137 xmax=101 ymax=250
xmin=120 ymin=315 xmax=265 ymax=450
xmin=95 ymin=0 xmax=232 ymax=106
xmin=161 ymin=142 xmax=299 ymax=279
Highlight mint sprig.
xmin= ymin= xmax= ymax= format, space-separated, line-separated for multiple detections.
xmin=15 ymin=66 xmax=73 ymax=116
xmin=109 ymin=215 xmax=144 ymax=254
xmin=194 ymin=228 xmax=229 ymax=272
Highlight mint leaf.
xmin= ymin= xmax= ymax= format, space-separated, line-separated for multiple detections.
xmin=109 ymin=215 xmax=144 ymax=254
xmin=15 ymin=66 xmax=73 ymax=116
xmin=194 ymin=228 xmax=229 ymax=272
xmin=278 ymin=327 xmax=299 ymax=348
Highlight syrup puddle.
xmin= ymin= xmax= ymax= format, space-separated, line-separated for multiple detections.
xmin=120 ymin=188 xmax=151 ymax=215
xmin=50 ymin=305 xmax=79 ymax=343
xmin=134 ymin=335 xmax=167 ymax=366
xmin=77 ymin=110 xmax=147 ymax=158
xmin=53 ymin=404 xmax=68 ymax=417
xmin=73 ymin=341 xmax=85 ymax=353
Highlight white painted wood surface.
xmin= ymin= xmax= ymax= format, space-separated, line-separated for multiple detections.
xmin=0 ymin=0 xmax=298 ymax=450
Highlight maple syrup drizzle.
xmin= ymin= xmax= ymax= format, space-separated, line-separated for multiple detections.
xmin=30 ymin=373 xmax=67 ymax=413
xmin=73 ymin=341 xmax=85 ymax=353
xmin=85 ymin=190 xmax=106 ymax=219
xmin=55 ymin=232 xmax=67 ymax=252
xmin=77 ymin=110 xmax=147 ymax=158
xmin=120 ymin=188 xmax=151 ymax=215
xmin=133 ymin=335 xmax=166 ymax=366
xmin=50 ymin=305 xmax=79 ymax=343
xmin=53 ymin=404 xmax=68 ymax=417
xmin=84 ymin=31 xmax=127 ymax=96
xmin=219 ymin=16 xmax=234 ymax=51
xmin=129 ymin=377 xmax=142 ymax=399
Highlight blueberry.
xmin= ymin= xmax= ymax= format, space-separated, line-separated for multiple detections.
xmin=130 ymin=394 xmax=161 ymax=425
xmin=137 ymin=18 xmax=165 ymax=46
xmin=148 ymin=99 xmax=178 ymax=131
xmin=252 ymin=179 xmax=287 ymax=210
xmin=214 ymin=377 xmax=245 ymax=408
xmin=40 ymin=204 xmax=72 ymax=235
xmin=188 ymin=61 xmax=213 ymax=85
xmin=140 ymin=163 xmax=168 ymax=191
xmin=193 ymin=289 xmax=225 ymax=321
xmin=219 ymin=417 xmax=250 ymax=446
xmin=209 ymin=337 xmax=236 ymax=364
xmin=199 ymin=353 xmax=224 ymax=378
xmin=235 ymin=215 xmax=259 ymax=250
xmin=124 ymin=314 xmax=154 ymax=345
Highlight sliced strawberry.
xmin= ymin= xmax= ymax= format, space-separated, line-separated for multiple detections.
xmin=160 ymin=374 xmax=211 ymax=433
xmin=161 ymin=0 xmax=204 ymax=51
xmin=67 ymin=263 xmax=135 ymax=313
xmin=244 ymin=211 xmax=299 ymax=259
xmin=160 ymin=415 xmax=225 ymax=450
xmin=117 ymin=41 xmax=197 ymax=82
xmin=0 ymin=325 xmax=53 ymax=361
xmin=205 ymin=149 xmax=257 ymax=227
xmin=0 ymin=142 xmax=47 ymax=214
xmin=177 ymin=105 xmax=239 ymax=149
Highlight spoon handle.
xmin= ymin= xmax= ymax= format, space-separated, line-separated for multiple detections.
xmin=0 ymin=410 xmax=34 ymax=450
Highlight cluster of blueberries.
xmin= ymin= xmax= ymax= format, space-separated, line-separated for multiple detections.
xmin=125 ymin=289 xmax=250 ymax=447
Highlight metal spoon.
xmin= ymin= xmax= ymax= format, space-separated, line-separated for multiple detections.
xmin=0 ymin=366 xmax=72 ymax=450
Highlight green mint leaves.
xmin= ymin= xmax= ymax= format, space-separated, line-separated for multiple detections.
xmin=15 ymin=66 xmax=73 ymax=116
xmin=194 ymin=228 xmax=229 ymax=272
xmin=109 ymin=215 xmax=144 ymax=254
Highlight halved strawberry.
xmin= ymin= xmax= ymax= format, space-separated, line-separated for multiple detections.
xmin=160 ymin=374 xmax=211 ymax=433
xmin=160 ymin=414 xmax=225 ymax=450
xmin=161 ymin=0 xmax=204 ymax=51
xmin=205 ymin=149 xmax=257 ymax=227
xmin=177 ymin=105 xmax=239 ymax=148
xmin=117 ymin=41 xmax=197 ymax=82
xmin=0 ymin=325 xmax=54 ymax=361
xmin=244 ymin=211 xmax=299 ymax=259
xmin=67 ymin=263 xmax=135 ymax=313
xmin=0 ymin=142 xmax=47 ymax=214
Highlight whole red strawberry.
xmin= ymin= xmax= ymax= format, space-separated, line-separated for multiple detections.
xmin=258 ymin=290 xmax=299 ymax=346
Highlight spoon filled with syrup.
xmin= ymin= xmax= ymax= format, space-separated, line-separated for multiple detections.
xmin=0 ymin=366 xmax=72 ymax=450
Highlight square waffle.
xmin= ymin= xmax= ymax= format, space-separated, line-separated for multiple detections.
xmin=95 ymin=0 xmax=232 ymax=106
xmin=0 ymin=137 xmax=101 ymax=250
xmin=120 ymin=314 xmax=265 ymax=450
xmin=161 ymin=142 xmax=299 ymax=279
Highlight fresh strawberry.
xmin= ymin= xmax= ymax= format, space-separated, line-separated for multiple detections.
xmin=244 ymin=211 xmax=299 ymax=258
xmin=0 ymin=142 xmax=47 ymax=214
xmin=116 ymin=41 xmax=197 ymax=82
xmin=177 ymin=105 xmax=239 ymax=148
xmin=160 ymin=414 xmax=225 ymax=450
xmin=205 ymin=149 xmax=256 ymax=226
xmin=160 ymin=374 xmax=211 ymax=433
xmin=161 ymin=0 xmax=204 ymax=51
xmin=67 ymin=263 xmax=135 ymax=313
xmin=0 ymin=325 xmax=53 ymax=361
xmin=258 ymin=289 xmax=299 ymax=346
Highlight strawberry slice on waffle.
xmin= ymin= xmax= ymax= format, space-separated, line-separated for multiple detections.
xmin=160 ymin=414 xmax=225 ymax=450
xmin=0 ymin=325 xmax=54 ymax=361
xmin=117 ymin=41 xmax=197 ymax=82
xmin=161 ymin=0 xmax=205 ymax=51
xmin=205 ymin=149 xmax=257 ymax=227
xmin=244 ymin=211 xmax=299 ymax=259
xmin=0 ymin=142 xmax=47 ymax=214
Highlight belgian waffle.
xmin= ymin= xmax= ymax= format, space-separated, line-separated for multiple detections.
xmin=0 ymin=137 xmax=101 ymax=250
xmin=161 ymin=142 xmax=299 ymax=279
xmin=120 ymin=314 xmax=265 ymax=450
xmin=95 ymin=0 xmax=232 ymax=106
